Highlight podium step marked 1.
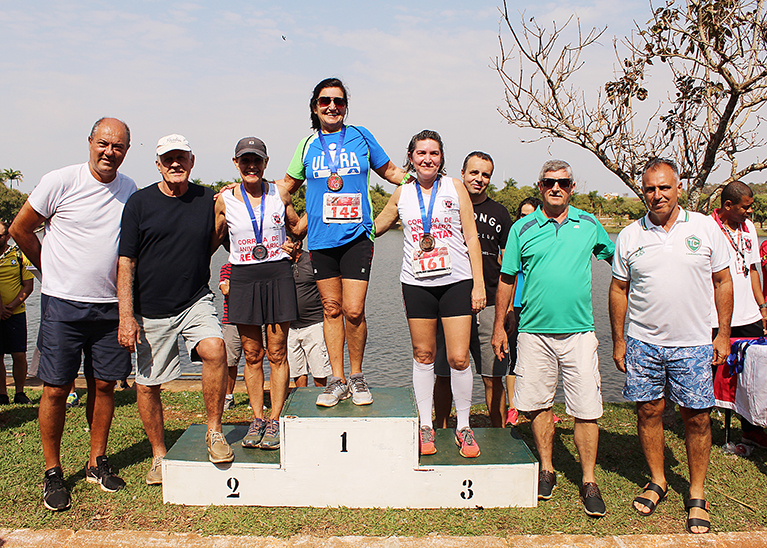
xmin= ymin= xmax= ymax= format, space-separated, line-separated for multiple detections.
xmin=162 ymin=387 xmax=539 ymax=508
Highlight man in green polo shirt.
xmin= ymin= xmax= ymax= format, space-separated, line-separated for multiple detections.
xmin=492 ymin=159 xmax=614 ymax=517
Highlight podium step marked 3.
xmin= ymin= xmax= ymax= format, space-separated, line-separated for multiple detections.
xmin=162 ymin=387 xmax=539 ymax=508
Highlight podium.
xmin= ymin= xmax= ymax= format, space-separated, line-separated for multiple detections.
xmin=162 ymin=387 xmax=538 ymax=508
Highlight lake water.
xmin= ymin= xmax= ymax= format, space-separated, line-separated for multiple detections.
xmin=19 ymin=231 xmax=625 ymax=403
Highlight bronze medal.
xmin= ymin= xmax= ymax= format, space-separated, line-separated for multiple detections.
xmin=420 ymin=233 xmax=435 ymax=252
xmin=327 ymin=173 xmax=344 ymax=191
xmin=252 ymin=244 xmax=268 ymax=261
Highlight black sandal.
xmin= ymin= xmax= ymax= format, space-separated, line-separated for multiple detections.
xmin=685 ymin=498 xmax=710 ymax=534
xmin=633 ymin=481 xmax=667 ymax=516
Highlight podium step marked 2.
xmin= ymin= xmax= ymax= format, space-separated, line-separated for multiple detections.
xmin=162 ymin=387 xmax=538 ymax=508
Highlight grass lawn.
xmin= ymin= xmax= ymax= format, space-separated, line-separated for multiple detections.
xmin=1 ymin=388 xmax=766 ymax=537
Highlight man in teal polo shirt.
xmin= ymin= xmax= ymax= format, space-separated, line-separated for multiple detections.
xmin=492 ymin=159 xmax=614 ymax=517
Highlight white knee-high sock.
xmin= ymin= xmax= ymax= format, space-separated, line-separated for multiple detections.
xmin=412 ymin=359 xmax=435 ymax=428
xmin=451 ymin=366 xmax=473 ymax=431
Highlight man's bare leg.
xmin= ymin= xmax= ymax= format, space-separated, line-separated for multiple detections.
xmin=483 ymin=376 xmax=506 ymax=428
xmin=634 ymin=399 xmax=667 ymax=514
xmin=680 ymin=406 xmax=712 ymax=533
xmin=136 ymin=384 xmax=166 ymax=458
xmin=85 ymin=376 xmax=118 ymax=466
xmin=39 ymin=383 xmax=71 ymax=470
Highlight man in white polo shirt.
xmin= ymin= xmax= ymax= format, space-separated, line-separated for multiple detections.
xmin=609 ymin=158 xmax=733 ymax=534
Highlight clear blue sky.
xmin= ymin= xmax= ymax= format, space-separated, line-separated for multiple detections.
xmin=1 ymin=1 xmax=657 ymax=195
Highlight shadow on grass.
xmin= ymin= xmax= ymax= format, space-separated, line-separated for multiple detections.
xmin=106 ymin=427 xmax=188 ymax=475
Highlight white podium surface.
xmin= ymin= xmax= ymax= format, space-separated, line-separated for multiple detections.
xmin=162 ymin=387 xmax=538 ymax=508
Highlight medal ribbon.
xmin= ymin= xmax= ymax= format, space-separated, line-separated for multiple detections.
xmin=416 ymin=176 xmax=440 ymax=236
xmin=241 ymin=182 xmax=267 ymax=247
xmin=713 ymin=208 xmax=748 ymax=276
xmin=317 ymin=125 xmax=347 ymax=175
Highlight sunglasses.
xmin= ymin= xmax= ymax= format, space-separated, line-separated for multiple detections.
xmin=317 ymin=96 xmax=347 ymax=108
xmin=540 ymin=178 xmax=573 ymax=190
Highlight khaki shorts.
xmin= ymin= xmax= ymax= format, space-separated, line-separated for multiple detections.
xmin=287 ymin=322 xmax=331 ymax=380
xmin=514 ymin=331 xmax=603 ymax=420
xmin=222 ymin=323 xmax=242 ymax=369
xmin=135 ymin=294 xmax=223 ymax=386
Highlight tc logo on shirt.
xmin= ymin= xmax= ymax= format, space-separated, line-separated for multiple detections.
xmin=686 ymin=235 xmax=702 ymax=253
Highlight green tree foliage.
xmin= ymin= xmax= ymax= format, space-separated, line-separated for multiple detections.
xmin=753 ymin=194 xmax=767 ymax=228
xmin=0 ymin=184 xmax=28 ymax=224
xmin=1 ymin=168 xmax=23 ymax=189
xmin=369 ymin=183 xmax=391 ymax=219
xmin=291 ymin=185 xmax=306 ymax=217
xmin=491 ymin=179 xmax=540 ymax=218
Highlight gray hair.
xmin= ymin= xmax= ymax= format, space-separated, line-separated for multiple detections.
xmin=642 ymin=158 xmax=679 ymax=182
xmin=538 ymin=159 xmax=573 ymax=181
xmin=90 ymin=117 xmax=131 ymax=146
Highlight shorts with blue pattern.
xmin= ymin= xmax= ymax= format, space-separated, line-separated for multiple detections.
xmin=622 ymin=336 xmax=715 ymax=409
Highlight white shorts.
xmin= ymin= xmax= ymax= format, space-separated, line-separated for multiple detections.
xmin=514 ymin=331 xmax=602 ymax=420
xmin=287 ymin=322 xmax=331 ymax=380
xmin=135 ymin=294 xmax=223 ymax=386
xmin=222 ymin=323 xmax=242 ymax=369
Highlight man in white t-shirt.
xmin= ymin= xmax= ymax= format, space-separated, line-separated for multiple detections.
xmin=711 ymin=181 xmax=767 ymax=447
xmin=9 ymin=118 xmax=137 ymax=512
xmin=609 ymin=158 xmax=733 ymax=534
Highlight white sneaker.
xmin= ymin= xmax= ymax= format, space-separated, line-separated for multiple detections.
xmin=348 ymin=373 xmax=373 ymax=405
xmin=316 ymin=377 xmax=350 ymax=407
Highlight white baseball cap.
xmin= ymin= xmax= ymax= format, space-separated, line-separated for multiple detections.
xmin=156 ymin=134 xmax=192 ymax=156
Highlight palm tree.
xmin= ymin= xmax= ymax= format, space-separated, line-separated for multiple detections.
xmin=1 ymin=169 xmax=23 ymax=189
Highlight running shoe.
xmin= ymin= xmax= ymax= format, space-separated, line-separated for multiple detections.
xmin=66 ymin=392 xmax=79 ymax=408
xmin=316 ymin=377 xmax=350 ymax=407
xmin=223 ymin=395 xmax=236 ymax=411
xmin=241 ymin=418 xmax=266 ymax=448
xmin=455 ymin=426 xmax=481 ymax=458
xmin=348 ymin=373 xmax=373 ymax=405
xmin=553 ymin=413 xmax=561 ymax=424
xmin=259 ymin=419 xmax=280 ymax=450
xmin=146 ymin=455 xmax=163 ymax=485
xmin=205 ymin=429 xmax=234 ymax=463
xmin=506 ymin=407 xmax=519 ymax=426
xmin=419 ymin=425 xmax=437 ymax=455
xmin=43 ymin=466 xmax=71 ymax=511
xmin=85 ymin=455 xmax=126 ymax=492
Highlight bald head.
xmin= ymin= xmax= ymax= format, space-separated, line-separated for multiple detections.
xmin=87 ymin=118 xmax=131 ymax=183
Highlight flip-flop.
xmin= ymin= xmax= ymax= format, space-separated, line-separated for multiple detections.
xmin=685 ymin=498 xmax=711 ymax=534
xmin=633 ymin=481 xmax=667 ymax=516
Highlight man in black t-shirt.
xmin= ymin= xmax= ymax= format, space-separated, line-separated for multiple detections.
xmin=434 ymin=151 xmax=513 ymax=428
xmin=117 ymin=134 xmax=233 ymax=485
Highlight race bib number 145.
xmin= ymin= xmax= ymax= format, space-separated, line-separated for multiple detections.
xmin=323 ymin=193 xmax=363 ymax=224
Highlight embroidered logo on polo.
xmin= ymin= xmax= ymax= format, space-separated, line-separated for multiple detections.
xmin=686 ymin=235 xmax=702 ymax=253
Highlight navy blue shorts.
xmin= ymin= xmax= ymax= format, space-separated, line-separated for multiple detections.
xmin=0 ymin=312 xmax=27 ymax=354
xmin=37 ymin=295 xmax=131 ymax=386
